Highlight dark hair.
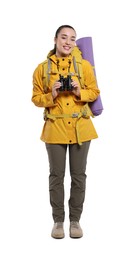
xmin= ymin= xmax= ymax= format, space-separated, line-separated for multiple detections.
xmin=55 ymin=25 xmax=76 ymax=38
xmin=48 ymin=25 xmax=76 ymax=57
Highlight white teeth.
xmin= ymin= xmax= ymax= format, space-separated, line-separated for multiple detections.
xmin=64 ymin=47 xmax=70 ymax=50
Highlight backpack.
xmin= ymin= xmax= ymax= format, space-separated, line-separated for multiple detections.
xmin=42 ymin=37 xmax=103 ymax=116
xmin=42 ymin=46 xmax=84 ymax=91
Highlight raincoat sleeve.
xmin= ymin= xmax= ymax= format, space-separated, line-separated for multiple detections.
xmin=31 ymin=63 xmax=56 ymax=108
xmin=75 ymin=60 xmax=100 ymax=103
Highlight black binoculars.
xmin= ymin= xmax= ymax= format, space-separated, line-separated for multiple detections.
xmin=58 ymin=75 xmax=74 ymax=91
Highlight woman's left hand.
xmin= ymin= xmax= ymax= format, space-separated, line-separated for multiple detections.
xmin=71 ymin=80 xmax=81 ymax=98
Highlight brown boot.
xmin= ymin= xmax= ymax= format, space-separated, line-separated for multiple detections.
xmin=70 ymin=221 xmax=83 ymax=238
xmin=51 ymin=222 xmax=65 ymax=239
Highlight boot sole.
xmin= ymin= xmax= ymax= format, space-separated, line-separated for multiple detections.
xmin=51 ymin=234 xmax=65 ymax=239
xmin=70 ymin=234 xmax=83 ymax=239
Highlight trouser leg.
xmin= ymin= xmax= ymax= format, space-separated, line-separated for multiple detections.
xmin=68 ymin=141 xmax=90 ymax=221
xmin=45 ymin=143 xmax=67 ymax=223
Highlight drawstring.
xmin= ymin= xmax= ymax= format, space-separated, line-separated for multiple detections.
xmin=68 ymin=59 xmax=72 ymax=73
xmin=57 ymin=60 xmax=60 ymax=71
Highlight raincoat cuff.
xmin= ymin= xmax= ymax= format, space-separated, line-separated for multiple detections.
xmin=74 ymin=89 xmax=88 ymax=102
xmin=45 ymin=93 xmax=56 ymax=107
xmin=79 ymin=89 xmax=89 ymax=101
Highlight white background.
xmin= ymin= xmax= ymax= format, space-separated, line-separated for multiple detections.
xmin=0 ymin=0 xmax=135 ymax=259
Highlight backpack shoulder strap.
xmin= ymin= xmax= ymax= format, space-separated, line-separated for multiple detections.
xmin=43 ymin=48 xmax=85 ymax=92
xmin=73 ymin=56 xmax=84 ymax=88
xmin=42 ymin=58 xmax=51 ymax=93
xmin=72 ymin=46 xmax=84 ymax=88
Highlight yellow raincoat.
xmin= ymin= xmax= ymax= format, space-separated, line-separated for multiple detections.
xmin=32 ymin=53 xmax=100 ymax=145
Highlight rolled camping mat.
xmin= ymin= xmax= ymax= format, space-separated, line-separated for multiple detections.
xmin=76 ymin=37 xmax=103 ymax=116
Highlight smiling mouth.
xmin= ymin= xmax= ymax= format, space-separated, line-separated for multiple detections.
xmin=63 ymin=46 xmax=70 ymax=50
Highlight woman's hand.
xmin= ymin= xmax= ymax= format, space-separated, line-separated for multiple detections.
xmin=52 ymin=81 xmax=61 ymax=100
xmin=71 ymin=80 xmax=81 ymax=98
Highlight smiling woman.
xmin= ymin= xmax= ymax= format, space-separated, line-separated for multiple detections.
xmin=31 ymin=24 xmax=100 ymax=239
xmin=54 ymin=25 xmax=76 ymax=57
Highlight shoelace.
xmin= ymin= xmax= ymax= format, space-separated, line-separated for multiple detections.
xmin=70 ymin=221 xmax=79 ymax=229
xmin=56 ymin=222 xmax=63 ymax=229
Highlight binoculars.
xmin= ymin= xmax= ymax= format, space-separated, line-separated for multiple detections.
xmin=58 ymin=75 xmax=74 ymax=91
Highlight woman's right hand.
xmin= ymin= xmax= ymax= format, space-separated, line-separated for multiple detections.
xmin=52 ymin=81 xmax=61 ymax=100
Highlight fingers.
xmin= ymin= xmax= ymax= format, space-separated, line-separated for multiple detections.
xmin=71 ymin=81 xmax=81 ymax=97
xmin=71 ymin=80 xmax=80 ymax=89
xmin=52 ymin=82 xmax=61 ymax=99
xmin=53 ymin=82 xmax=61 ymax=90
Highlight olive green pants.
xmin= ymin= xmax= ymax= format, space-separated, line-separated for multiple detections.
xmin=45 ymin=141 xmax=90 ymax=223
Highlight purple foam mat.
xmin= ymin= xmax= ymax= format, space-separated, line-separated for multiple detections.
xmin=76 ymin=37 xmax=103 ymax=116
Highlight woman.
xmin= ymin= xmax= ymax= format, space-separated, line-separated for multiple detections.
xmin=31 ymin=25 xmax=100 ymax=239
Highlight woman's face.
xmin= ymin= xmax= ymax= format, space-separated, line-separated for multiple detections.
xmin=55 ymin=27 xmax=76 ymax=57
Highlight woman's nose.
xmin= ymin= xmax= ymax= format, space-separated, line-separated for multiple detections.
xmin=65 ymin=38 xmax=70 ymax=44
